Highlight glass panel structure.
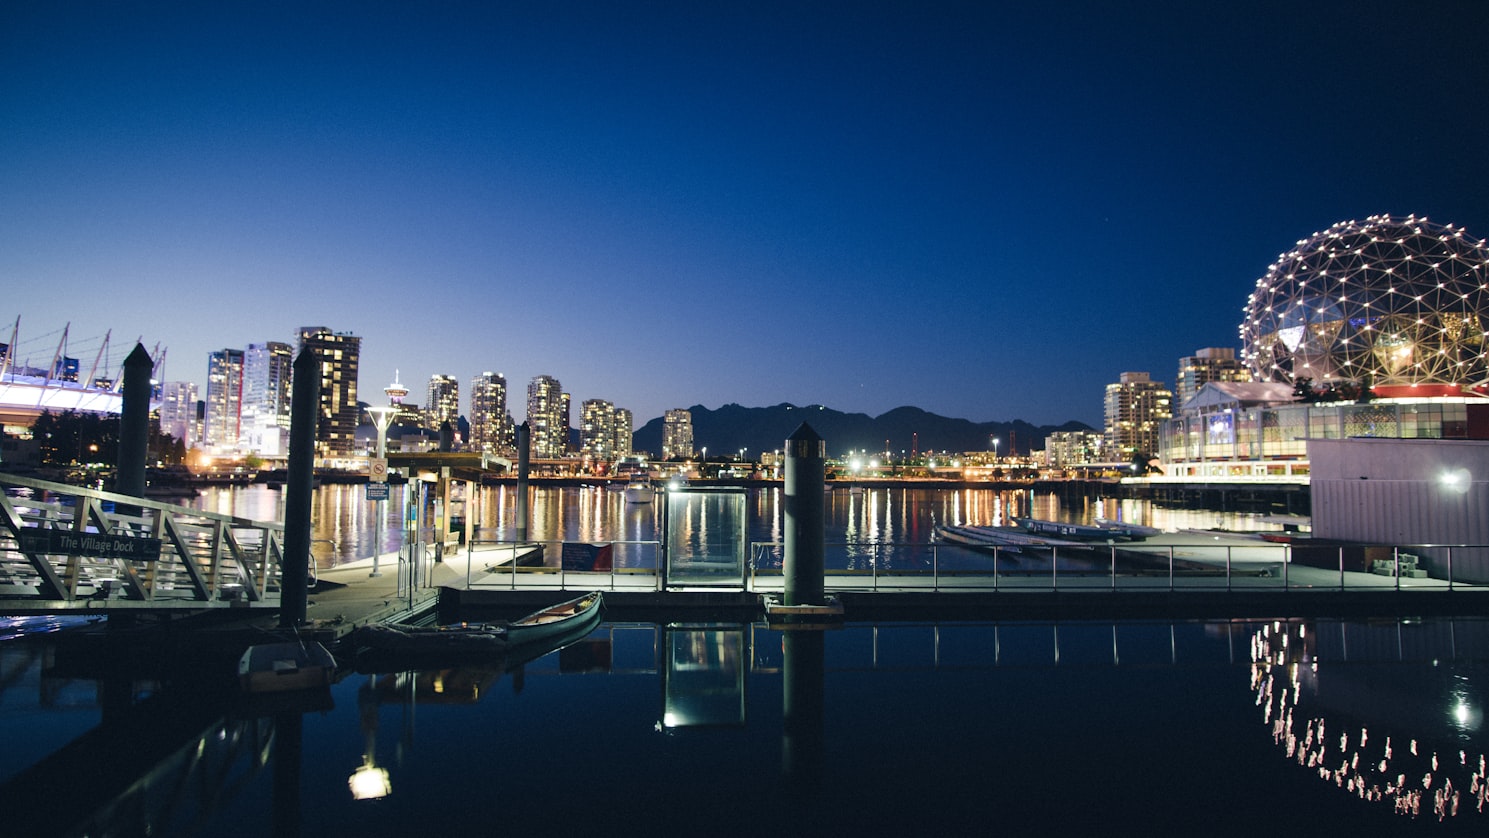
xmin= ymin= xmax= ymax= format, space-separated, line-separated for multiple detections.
xmin=663 ymin=488 xmax=747 ymax=588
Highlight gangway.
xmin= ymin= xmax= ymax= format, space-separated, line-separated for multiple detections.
xmin=0 ymin=473 xmax=286 ymax=616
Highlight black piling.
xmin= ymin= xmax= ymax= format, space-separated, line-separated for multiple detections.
xmin=515 ymin=421 xmax=531 ymax=543
xmin=280 ymin=348 xmax=320 ymax=629
xmin=783 ymin=422 xmax=826 ymax=606
xmin=114 ymin=343 xmax=153 ymax=498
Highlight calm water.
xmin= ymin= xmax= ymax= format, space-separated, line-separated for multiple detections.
xmin=9 ymin=488 xmax=1471 ymax=836
xmin=188 ymin=484 xmax=1282 ymax=569
xmin=2 ymin=617 xmax=1487 ymax=836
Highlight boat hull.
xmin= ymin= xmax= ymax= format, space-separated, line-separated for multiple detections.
xmin=238 ymin=641 xmax=336 ymax=693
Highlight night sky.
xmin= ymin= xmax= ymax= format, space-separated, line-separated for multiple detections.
xmin=4 ymin=1 xmax=1487 ymax=428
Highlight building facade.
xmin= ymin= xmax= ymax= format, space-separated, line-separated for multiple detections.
xmin=663 ymin=409 xmax=694 ymax=460
xmin=157 ymin=380 xmax=198 ymax=447
xmin=580 ymin=399 xmax=616 ymax=460
xmin=297 ymin=326 xmax=361 ymax=459
xmin=1043 ymin=430 xmax=1105 ymax=468
xmin=527 ymin=375 xmax=566 ymax=459
xmin=426 ymin=374 xmax=460 ymax=434
xmin=1103 ymin=372 xmax=1171 ymax=460
xmin=613 ymin=407 xmax=633 ymax=458
xmin=1174 ymin=347 xmax=1250 ymax=411
xmin=468 ymin=372 xmax=512 ymax=454
xmin=241 ymin=341 xmax=293 ymax=456
xmin=203 ymin=348 xmax=245 ymax=451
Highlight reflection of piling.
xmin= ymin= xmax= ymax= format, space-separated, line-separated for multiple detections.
xmin=272 ymin=713 xmax=304 ymax=838
xmin=114 ymin=343 xmax=153 ymax=499
xmin=280 ymin=349 xmax=320 ymax=629
xmin=515 ymin=421 xmax=531 ymax=543
xmin=784 ymin=423 xmax=826 ymax=606
xmin=782 ymin=629 xmax=825 ymax=796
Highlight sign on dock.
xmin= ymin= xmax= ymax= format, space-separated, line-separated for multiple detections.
xmin=16 ymin=528 xmax=161 ymax=561
xmin=366 ymin=482 xmax=390 ymax=501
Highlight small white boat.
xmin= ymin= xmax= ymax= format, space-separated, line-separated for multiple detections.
xmin=624 ymin=479 xmax=655 ymax=504
xmin=238 ymin=640 xmax=336 ymax=693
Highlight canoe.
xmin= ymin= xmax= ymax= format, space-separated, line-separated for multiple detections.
xmin=238 ymin=640 xmax=337 ymax=693
xmin=507 ymin=591 xmax=604 ymax=646
xmin=349 ymin=591 xmax=604 ymax=671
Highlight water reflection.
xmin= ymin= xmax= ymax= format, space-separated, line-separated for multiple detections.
xmin=1252 ymin=620 xmax=1489 ymax=821
xmin=7 ymin=616 xmax=1489 ymax=835
xmin=194 ymin=485 xmax=1290 ymax=573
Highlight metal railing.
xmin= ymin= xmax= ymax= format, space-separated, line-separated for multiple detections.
xmin=461 ymin=537 xmax=664 ymax=591
xmin=1 ymin=473 xmax=286 ymax=610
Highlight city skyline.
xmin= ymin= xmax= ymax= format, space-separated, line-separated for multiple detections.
xmin=3 ymin=2 xmax=1487 ymax=428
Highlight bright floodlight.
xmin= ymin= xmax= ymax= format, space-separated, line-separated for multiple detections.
xmin=1240 ymin=215 xmax=1489 ymax=390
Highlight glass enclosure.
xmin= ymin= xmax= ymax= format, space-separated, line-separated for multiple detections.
xmin=663 ymin=488 xmax=747 ymax=588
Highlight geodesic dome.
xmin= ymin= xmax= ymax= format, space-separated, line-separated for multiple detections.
xmin=1240 ymin=215 xmax=1489 ymax=391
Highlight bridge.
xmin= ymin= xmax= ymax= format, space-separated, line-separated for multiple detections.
xmin=0 ymin=473 xmax=286 ymax=615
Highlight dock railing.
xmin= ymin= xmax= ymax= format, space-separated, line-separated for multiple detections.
xmin=461 ymin=537 xmax=663 ymax=591
xmin=0 ymin=473 xmax=286 ymax=611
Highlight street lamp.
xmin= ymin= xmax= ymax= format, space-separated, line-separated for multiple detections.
xmin=993 ymin=437 xmax=1000 ymax=462
xmin=367 ymin=406 xmax=397 ymax=578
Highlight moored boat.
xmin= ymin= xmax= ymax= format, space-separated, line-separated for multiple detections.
xmin=349 ymin=591 xmax=604 ymax=671
xmin=623 ymin=480 xmax=655 ymax=503
xmin=507 ymin=590 xmax=604 ymax=646
xmin=238 ymin=640 xmax=337 ymax=693
xmin=1013 ymin=517 xmax=1155 ymax=542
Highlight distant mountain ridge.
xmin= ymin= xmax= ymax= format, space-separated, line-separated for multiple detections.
xmin=632 ymin=403 xmax=1094 ymax=459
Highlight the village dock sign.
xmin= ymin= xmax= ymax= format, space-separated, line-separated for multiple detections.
xmin=17 ymin=529 xmax=162 ymax=561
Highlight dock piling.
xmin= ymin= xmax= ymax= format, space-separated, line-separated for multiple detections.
xmin=783 ymin=423 xmax=826 ymax=607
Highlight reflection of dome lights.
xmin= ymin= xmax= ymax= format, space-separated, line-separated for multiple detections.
xmin=1250 ymin=624 xmax=1489 ymax=821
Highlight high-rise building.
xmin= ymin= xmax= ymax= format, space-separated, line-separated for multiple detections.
xmin=426 ymin=374 xmax=460 ymax=433
xmin=203 ymin=348 xmax=245 ymax=451
xmin=241 ymin=341 xmax=293 ymax=456
xmin=613 ymin=407 xmax=633 ymax=457
xmin=663 ymin=409 xmax=694 ymax=460
xmin=296 ymin=326 xmax=361 ymax=458
xmin=580 ymin=399 xmax=616 ymax=460
xmin=1103 ymin=372 xmax=1172 ymax=460
xmin=1174 ymin=347 xmax=1250 ymax=411
xmin=1043 ymin=430 xmax=1105 ymax=468
xmin=158 ymin=381 xmax=199 ymax=447
xmin=469 ymin=372 xmax=512 ymax=454
xmin=527 ymin=375 xmax=566 ymax=458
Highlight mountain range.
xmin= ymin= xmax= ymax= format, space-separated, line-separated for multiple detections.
xmin=631 ymin=403 xmax=1094 ymax=460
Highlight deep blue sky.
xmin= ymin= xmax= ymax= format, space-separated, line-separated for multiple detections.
xmin=4 ymin=1 xmax=1487 ymax=428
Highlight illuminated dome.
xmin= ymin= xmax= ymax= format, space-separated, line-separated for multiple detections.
xmin=1240 ymin=215 xmax=1489 ymax=394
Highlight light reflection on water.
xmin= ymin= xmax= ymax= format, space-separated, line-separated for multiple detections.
xmin=3 ymin=617 xmax=1487 ymax=835
xmin=190 ymin=485 xmax=1282 ymax=571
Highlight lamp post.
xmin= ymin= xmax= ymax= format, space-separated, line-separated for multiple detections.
xmin=993 ymin=437 xmax=1001 ymax=462
xmin=367 ymin=406 xmax=397 ymax=578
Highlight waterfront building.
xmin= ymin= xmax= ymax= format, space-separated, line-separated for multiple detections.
xmin=468 ymin=372 xmax=513 ymax=455
xmin=202 ymin=348 xmax=244 ymax=451
xmin=1158 ymin=215 xmax=1489 ymax=482
xmin=1175 ymin=347 xmax=1250 ymax=410
xmin=527 ymin=375 xmax=566 ymax=459
xmin=426 ymin=374 xmax=460 ymax=435
xmin=1044 ymin=429 xmax=1105 ymax=469
xmin=296 ymin=326 xmax=361 ymax=459
xmin=580 ymin=399 xmax=616 ymax=460
xmin=157 ymin=381 xmax=198 ymax=448
xmin=1103 ymin=372 xmax=1171 ymax=460
xmin=613 ymin=407 xmax=633 ymax=457
xmin=663 ymin=409 xmax=694 ymax=460
xmin=241 ymin=342 xmax=292 ymax=456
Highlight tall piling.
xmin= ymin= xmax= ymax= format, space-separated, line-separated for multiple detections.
xmin=515 ymin=421 xmax=531 ymax=543
xmin=114 ymin=343 xmax=153 ymax=498
xmin=783 ymin=422 xmax=826 ymax=606
xmin=280 ymin=348 xmax=320 ymax=629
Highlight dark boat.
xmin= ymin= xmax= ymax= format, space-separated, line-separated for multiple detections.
xmin=1013 ymin=517 xmax=1155 ymax=542
xmin=349 ymin=591 xmax=604 ymax=671
xmin=238 ymin=640 xmax=337 ymax=693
